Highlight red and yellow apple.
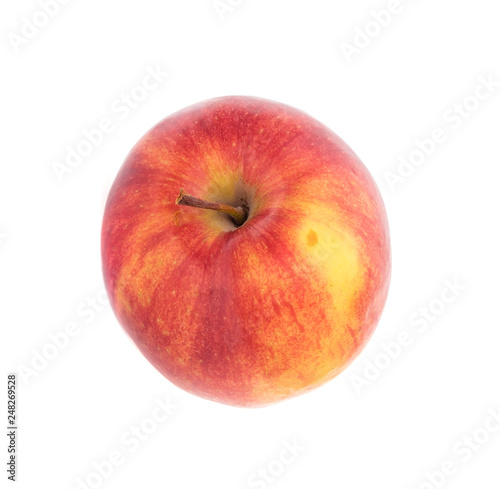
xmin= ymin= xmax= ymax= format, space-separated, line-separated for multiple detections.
xmin=101 ymin=96 xmax=391 ymax=407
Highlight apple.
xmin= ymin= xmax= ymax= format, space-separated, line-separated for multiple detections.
xmin=101 ymin=96 xmax=391 ymax=407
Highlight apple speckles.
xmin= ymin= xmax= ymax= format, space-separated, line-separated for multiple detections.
xmin=307 ymin=229 xmax=318 ymax=247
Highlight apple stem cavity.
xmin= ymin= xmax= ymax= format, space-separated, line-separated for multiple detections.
xmin=175 ymin=188 xmax=248 ymax=227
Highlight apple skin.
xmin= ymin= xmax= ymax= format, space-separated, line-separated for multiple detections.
xmin=102 ymin=96 xmax=390 ymax=407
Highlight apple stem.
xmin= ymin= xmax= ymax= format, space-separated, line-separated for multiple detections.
xmin=175 ymin=188 xmax=248 ymax=226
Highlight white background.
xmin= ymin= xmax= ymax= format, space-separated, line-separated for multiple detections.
xmin=2 ymin=0 xmax=500 ymax=488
